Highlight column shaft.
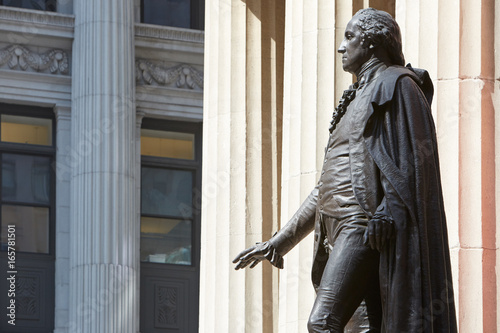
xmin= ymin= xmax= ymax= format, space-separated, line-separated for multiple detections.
xmin=278 ymin=0 xmax=337 ymax=331
xmin=69 ymin=1 xmax=137 ymax=332
xmin=200 ymin=0 xmax=284 ymax=332
xmin=458 ymin=0 xmax=496 ymax=331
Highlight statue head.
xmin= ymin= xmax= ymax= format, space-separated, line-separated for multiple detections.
xmin=353 ymin=8 xmax=405 ymax=66
xmin=338 ymin=8 xmax=405 ymax=76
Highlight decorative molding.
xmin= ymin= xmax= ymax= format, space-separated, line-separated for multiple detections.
xmin=17 ymin=275 xmax=39 ymax=320
xmin=136 ymin=110 xmax=146 ymax=127
xmin=0 ymin=6 xmax=74 ymax=27
xmin=155 ymin=285 xmax=178 ymax=328
xmin=135 ymin=23 xmax=204 ymax=44
xmin=54 ymin=105 xmax=71 ymax=122
xmin=0 ymin=44 xmax=69 ymax=74
xmin=136 ymin=59 xmax=203 ymax=90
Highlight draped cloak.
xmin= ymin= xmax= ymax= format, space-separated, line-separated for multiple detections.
xmin=364 ymin=66 xmax=457 ymax=332
xmin=268 ymin=65 xmax=457 ymax=332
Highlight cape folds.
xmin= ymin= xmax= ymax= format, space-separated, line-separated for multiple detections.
xmin=364 ymin=65 xmax=457 ymax=332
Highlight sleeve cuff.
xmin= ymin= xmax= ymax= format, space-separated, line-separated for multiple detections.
xmin=262 ymin=241 xmax=284 ymax=269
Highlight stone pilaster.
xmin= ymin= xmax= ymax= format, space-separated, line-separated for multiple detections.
xmin=200 ymin=1 xmax=284 ymax=332
xmin=457 ymin=0 xmax=496 ymax=331
xmin=54 ymin=105 xmax=71 ymax=333
xmin=277 ymin=0 xmax=339 ymax=331
xmin=68 ymin=1 xmax=137 ymax=332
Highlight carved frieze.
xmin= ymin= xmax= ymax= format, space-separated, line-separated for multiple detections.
xmin=136 ymin=59 xmax=203 ymax=90
xmin=0 ymin=44 xmax=69 ymax=74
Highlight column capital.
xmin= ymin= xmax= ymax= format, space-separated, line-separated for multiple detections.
xmin=54 ymin=105 xmax=71 ymax=122
xmin=136 ymin=110 xmax=146 ymax=127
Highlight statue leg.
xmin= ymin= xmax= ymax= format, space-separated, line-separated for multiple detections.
xmin=307 ymin=223 xmax=381 ymax=333
xmin=345 ymin=281 xmax=383 ymax=332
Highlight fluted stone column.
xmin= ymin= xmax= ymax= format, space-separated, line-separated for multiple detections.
xmin=278 ymin=0 xmax=336 ymax=331
xmin=200 ymin=1 xmax=284 ymax=332
xmin=397 ymin=0 xmax=496 ymax=330
xmin=69 ymin=1 xmax=137 ymax=332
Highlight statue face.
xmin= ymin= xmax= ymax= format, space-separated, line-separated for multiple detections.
xmin=337 ymin=16 xmax=373 ymax=75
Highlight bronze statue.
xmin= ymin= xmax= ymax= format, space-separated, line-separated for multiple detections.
xmin=233 ymin=8 xmax=457 ymax=333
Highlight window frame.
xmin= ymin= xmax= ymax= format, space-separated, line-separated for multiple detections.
xmin=0 ymin=103 xmax=56 ymax=257
xmin=140 ymin=0 xmax=205 ymax=30
xmin=140 ymin=118 xmax=202 ymax=268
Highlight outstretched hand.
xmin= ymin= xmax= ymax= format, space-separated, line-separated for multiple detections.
xmin=363 ymin=216 xmax=394 ymax=251
xmin=232 ymin=242 xmax=270 ymax=270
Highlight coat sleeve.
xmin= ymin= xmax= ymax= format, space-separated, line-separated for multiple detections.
xmin=268 ymin=185 xmax=318 ymax=256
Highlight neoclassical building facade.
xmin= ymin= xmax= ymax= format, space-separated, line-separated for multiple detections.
xmin=0 ymin=0 xmax=496 ymax=332
xmin=0 ymin=1 xmax=203 ymax=333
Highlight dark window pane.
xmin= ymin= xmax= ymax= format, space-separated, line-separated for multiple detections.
xmin=142 ymin=0 xmax=190 ymax=28
xmin=1 ymin=205 xmax=49 ymax=253
xmin=142 ymin=167 xmax=192 ymax=218
xmin=2 ymin=154 xmax=51 ymax=205
xmin=0 ymin=0 xmax=56 ymax=11
xmin=140 ymin=217 xmax=191 ymax=265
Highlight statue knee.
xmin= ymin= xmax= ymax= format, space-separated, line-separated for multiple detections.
xmin=307 ymin=315 xmax=322 ymax=332
xmin=307 ymin=313 xmax=343 ymax=333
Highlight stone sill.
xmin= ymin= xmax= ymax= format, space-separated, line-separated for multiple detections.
xmin=0 ymin=6 xmax=74 ymax=27
xmin=0 ymin=6 xmax=74 ymax=48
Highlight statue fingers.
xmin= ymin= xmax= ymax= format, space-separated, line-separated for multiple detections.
xmin=380 ymin=220 xmax=390 ymax=249
xmin=387 ymin=220 xmax=395 ymax=239
xmin=249 ymin=258 xmax=263 ymax=269
xmin=363 ymin=228 xmax=370 ymax=246
xmin=375 ymin=220 xmax=383 ymax=251
xmin=240 ymin=247 xmax=267 ymax=262
xmin=232 ymin=245 xmax=257 ymax=263
xmin=235 ymin=257 xmax=254 ymax=270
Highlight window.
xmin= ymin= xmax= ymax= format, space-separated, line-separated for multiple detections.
xmin=140 ymin=120 xmax=200 ymax=265
xmin=0 ymin=0 xmax=56 ymax=11
xmin=141 ymin=0 xmax=204 ymax=30
xmin=140 ymin=118 xmax=202 ymax=333
xmin=0 ymin=109 xmax=55 ymax=254
xmin=0 ymin=104 xmax=55 ymax=333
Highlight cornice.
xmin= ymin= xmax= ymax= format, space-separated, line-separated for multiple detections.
xmin=135 ymin=23 xmax=204 ymax=44
xmin=54 ymin=105 xmax=71 ymax=121
xmin=0 ymin=6 xmax=74 ymax=28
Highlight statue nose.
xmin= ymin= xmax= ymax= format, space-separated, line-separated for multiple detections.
xmin=338 ymin=42 xmax=346 ymax=53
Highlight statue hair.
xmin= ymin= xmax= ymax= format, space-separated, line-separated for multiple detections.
xmin=354 ymin=8 xmax=405 ymax=66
